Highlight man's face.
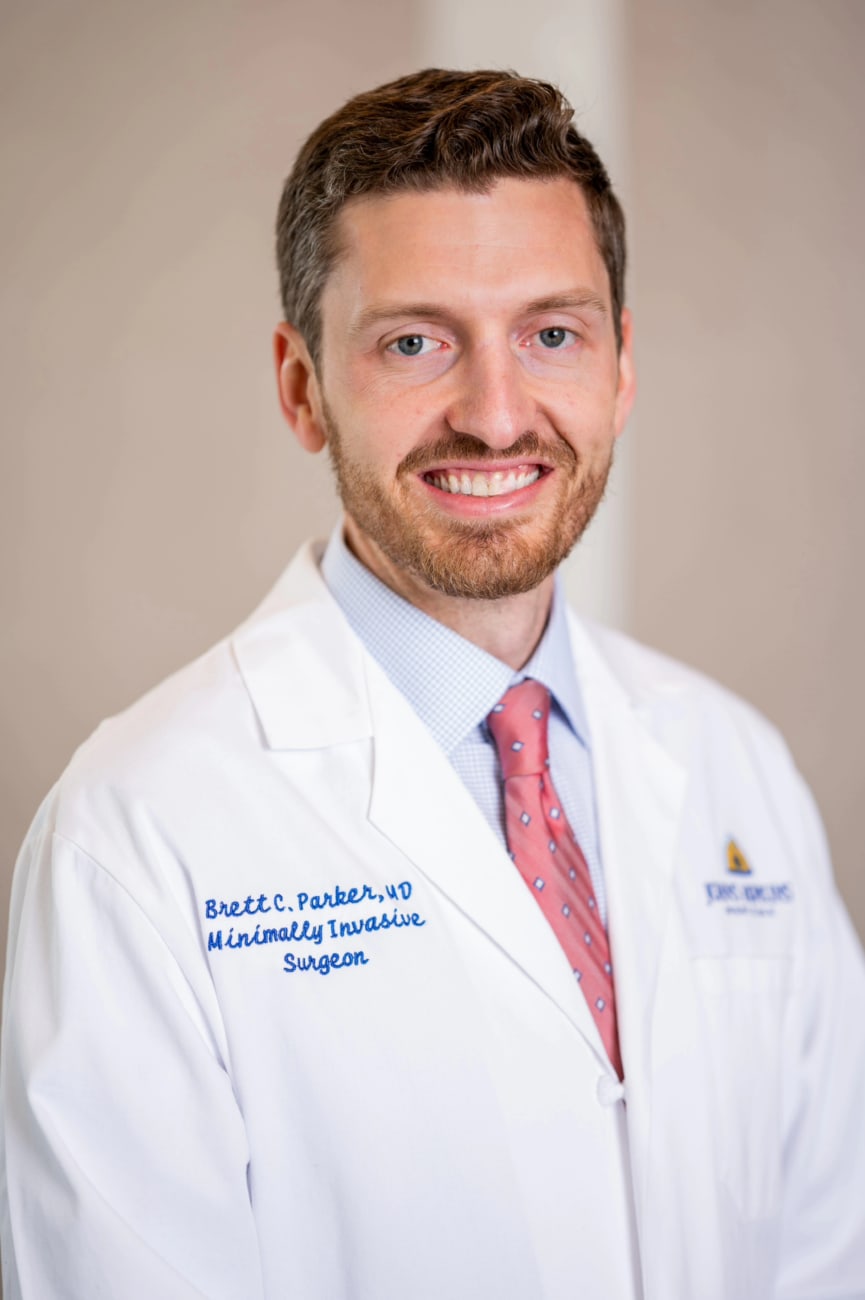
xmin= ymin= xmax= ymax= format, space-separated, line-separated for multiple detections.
xmin=284 ymin=177 xmax=634 ymax=603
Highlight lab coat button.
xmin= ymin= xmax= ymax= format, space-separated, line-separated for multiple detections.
xmin=597 ymin=1075 xmax=626 ymax=1107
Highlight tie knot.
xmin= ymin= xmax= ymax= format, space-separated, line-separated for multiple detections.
xmin=487 ymin=679 xmax=551 ymax=778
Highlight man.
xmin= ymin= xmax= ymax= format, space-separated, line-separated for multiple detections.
xmin=1 ymin=68 xmax=863 ymax=1300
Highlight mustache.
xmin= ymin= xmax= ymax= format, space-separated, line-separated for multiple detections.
xmin=398 ymin=432 xmax=577 ymax=475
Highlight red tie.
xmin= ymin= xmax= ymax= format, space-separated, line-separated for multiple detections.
xmin=488 ymin=679 xmax=623 ymax=1078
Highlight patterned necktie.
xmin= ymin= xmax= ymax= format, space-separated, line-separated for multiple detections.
xmin=487 ymin=679 xmax=623 ymax=1078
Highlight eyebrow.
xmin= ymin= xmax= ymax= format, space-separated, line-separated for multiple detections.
xmin=524 ymin=291 xmax=608 ymax=317
xmin=349 ymin=304 xmax=453 ymax=336
xmin=350 ymin=288 xmax=609 ymax=336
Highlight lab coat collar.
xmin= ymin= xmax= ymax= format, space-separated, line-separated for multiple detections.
xmin=232 ymin=541 xmax=373 ymax=750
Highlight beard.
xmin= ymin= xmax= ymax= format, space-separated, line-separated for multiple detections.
xmin=323 ymin=402 xmax=613 ymax=601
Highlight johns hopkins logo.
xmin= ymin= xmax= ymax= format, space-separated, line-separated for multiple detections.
xmin=704 ymin=837 xmax=794 ymax=913
xmin=726 ymin=838 xmax=752 ymax=875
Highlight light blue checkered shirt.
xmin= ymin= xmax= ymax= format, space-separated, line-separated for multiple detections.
xmin=321 ymin=527 xmax=606 ymax=922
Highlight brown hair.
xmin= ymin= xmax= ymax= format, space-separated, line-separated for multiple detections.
xmin=276 ymin=68 xmax=626 ymax=365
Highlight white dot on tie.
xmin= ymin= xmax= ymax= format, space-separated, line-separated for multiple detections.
xmin=511 ymin=740 xmax=524 ymax=752
xmin=550 ymin=807 xmax=560 ymax=819
xmin=596 ymin=998 xmax=606 ymax=1011
xmin=532 ymin=709 xmax=543 ymax=719
xmin=574 ymin=969 xmax=582 ymax=981
xmin=492 ymin=703 xmax=504 ymax=713
xmin=520 ymin=811 xmax=531 ymax=825
xmin=534 ymin=877 xmax=545 ymax=891
xmin=562 ymin=904 xmax=570 ymax=917
xmin=548 ymin=840 xmax=556 ymax=853
xmin=604 ymin=962 xmax=612 ymax=974
xmin=584 ymin=932 xmax=592 ymax=945
xmin=588 ymin=897 xmax=596 ymax=909
xmin=568 ymin=868 xmax=577 ymax=879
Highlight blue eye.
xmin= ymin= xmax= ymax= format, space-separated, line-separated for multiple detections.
xmin=538 ymin=327 xmax=570 ymax=348
xmin=392 ymin=335 xmax=428 ymax=356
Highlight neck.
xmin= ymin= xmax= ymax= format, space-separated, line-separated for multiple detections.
xmin=343 ymin=520 xmax=554 ymax=671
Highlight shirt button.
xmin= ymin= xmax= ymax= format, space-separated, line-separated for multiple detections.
xmin=597 ymin=1075 xmax=626 ymax=1107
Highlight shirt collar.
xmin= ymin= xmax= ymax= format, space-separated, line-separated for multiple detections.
xmin=321 ymin=523 xmax=590 ymax=756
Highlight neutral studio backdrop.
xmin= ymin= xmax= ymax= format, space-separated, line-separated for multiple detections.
xmin=2 ymin=0 xmax=863 ymax=1012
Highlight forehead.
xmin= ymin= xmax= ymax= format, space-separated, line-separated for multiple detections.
xmin=321 ymin=177 xmax=609 ymax=318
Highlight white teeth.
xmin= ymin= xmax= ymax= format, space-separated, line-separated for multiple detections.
xmin=426 ymin=468 xmax=541 ymax=497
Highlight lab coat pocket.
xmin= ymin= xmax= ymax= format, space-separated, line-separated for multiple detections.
xmin=691 ymin=955 xmax=794 ymax=1219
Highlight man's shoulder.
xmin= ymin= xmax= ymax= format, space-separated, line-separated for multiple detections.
xmin=575 ymin=617 xmax=737 ymax=701
xmin=50 ymin=636 xmax=246 ymax=837
xmin=49 ymin=543 xmax=337 ymax=846
xmin=570 ymin=614 xmax=794 ymax=772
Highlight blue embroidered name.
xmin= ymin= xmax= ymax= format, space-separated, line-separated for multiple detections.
xmin=203 ymin=879 xmax=413 ymax=922
xmin=297 ymin=882 xmax=396 ymax=911
xmin=203 ymin=881 xmax=425 ymax=973
xmin=205 ymin=893 xmax=283 ymax=919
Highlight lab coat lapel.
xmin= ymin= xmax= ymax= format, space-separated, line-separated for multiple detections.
xmin=569 ymin=616 xmax=688 ymax=1231
xmin=364 ymin=652 xmax=608 ymax=1057
xmin=232 ymin=543 xmax=373 ymax=750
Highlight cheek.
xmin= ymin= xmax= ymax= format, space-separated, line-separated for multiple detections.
xmin=366 ymin=394 xmax=446 ymax=462
xmin=555 ymin=395 xmax=619 ymax=452
xmin=332 ymin=413 xmax=413 ymax=479
xmin=330 ymin=356 xmax=498 ymax=464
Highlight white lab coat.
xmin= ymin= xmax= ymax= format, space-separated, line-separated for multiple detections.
xmin=2 ymin=540 xmax=864 ymax=1300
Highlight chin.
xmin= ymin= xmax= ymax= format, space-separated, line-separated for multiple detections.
xmin=374 ymin=514 xmax=583 ymax=601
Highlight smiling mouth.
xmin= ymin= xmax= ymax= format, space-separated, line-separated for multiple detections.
xmin=422 ymin=467 xmax=543 ymax=498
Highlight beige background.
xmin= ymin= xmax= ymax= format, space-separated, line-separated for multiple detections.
xmin=2 ymin=0 xmax=863 ymax=1017
xmin=630 ymin=0 xmax=865 ymax=938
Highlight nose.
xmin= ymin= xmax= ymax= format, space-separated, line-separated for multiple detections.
xmin=444 ymin=342 xmax=536 ymax=450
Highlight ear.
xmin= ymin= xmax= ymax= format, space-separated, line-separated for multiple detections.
xmin=273 ymin=322 xmax=327 ymax=453
xmin=613 ymin=307 xmax=636 ymax=437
